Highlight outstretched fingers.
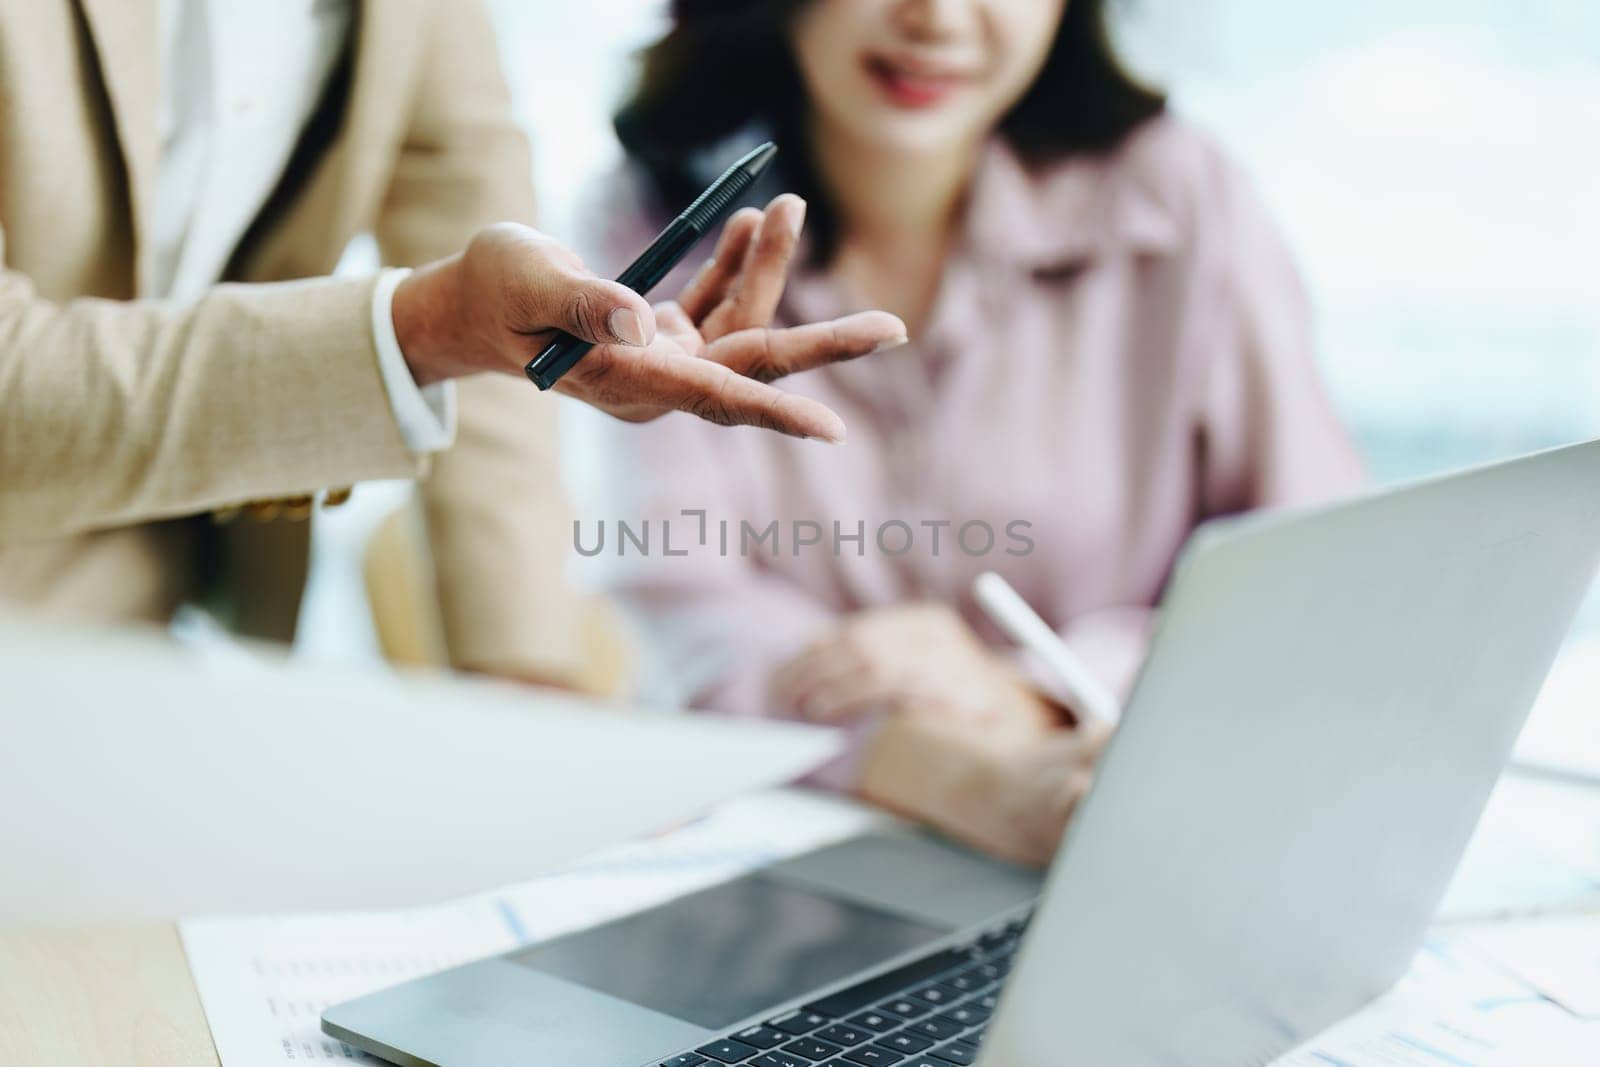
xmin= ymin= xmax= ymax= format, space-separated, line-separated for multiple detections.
xmin=650 ymin=355 xmax=848 ymax=442
xmin=705 ymin=311 xmax=908 ymax=382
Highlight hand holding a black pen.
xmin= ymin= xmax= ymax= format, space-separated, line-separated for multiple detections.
xmin=392 ymin=194 xmax=907 ymax=442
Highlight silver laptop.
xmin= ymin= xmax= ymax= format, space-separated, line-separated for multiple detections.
xmin=325 ymin=439 xmax=1600 ymax=1067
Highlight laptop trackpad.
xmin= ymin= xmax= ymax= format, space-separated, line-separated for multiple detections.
xmin=509 ymin=871 xmax=948 ymax=1030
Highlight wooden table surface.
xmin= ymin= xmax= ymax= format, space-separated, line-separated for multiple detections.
xmin=0 ymin=924 xmax=219 ymax=1066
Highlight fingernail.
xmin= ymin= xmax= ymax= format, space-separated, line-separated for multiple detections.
xmin=870 ymin=335 xmax=910 ymax=355
xmin=790 ymin=199 xmax=807 ymax=239
xmin=608 ymin=307 xmax=648 ymax=347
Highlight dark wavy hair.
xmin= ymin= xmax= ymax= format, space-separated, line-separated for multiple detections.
xmin=615 ymin=0 xmax=1165 ymax=263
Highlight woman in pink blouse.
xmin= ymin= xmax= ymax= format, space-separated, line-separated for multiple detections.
xmin=583 ymin=0 xmax=1363 ymax=865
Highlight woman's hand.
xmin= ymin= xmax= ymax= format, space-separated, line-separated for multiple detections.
xmin=771 ymin=602 xmax=1057 ymax=730
xmin=391 ymin=196 xmax=905 ymax=441
xmin=858 ymin=711 xmax=1112 ymax=868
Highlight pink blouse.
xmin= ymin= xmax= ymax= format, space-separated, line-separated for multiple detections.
xmin=581 ymin=116 xmax=1364 ymax=786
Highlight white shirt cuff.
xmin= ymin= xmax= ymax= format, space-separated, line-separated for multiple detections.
xmin=371 ymin=267 xmax=457 ymax=455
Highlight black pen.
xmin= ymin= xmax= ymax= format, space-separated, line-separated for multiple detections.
xmin=524 ymin=141 xmax=780 ymax=390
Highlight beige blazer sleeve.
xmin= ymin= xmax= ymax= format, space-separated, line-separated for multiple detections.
xmin=373 ymin=0 xmax=587 ymax=682
xmin=0 ymin=245 xmax=418 ymax=541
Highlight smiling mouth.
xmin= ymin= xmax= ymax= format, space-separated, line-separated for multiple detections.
xmin=862 ymin=54 xmax=975 ymax=109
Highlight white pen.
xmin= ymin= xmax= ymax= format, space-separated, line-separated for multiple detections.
xmin=972 ymin=570 xmax=1122 ymax=729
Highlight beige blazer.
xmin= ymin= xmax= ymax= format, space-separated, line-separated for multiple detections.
xmin=0 ymin=0 xmax=584 ymax=680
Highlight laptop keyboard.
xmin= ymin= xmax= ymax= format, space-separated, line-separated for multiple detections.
xmin=659 ymin=914 xmax=1028 ymax=1067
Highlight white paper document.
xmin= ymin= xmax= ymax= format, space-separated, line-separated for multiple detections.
xmin=181 ymin=789 xmax=888 ymax=1065
xmin=1274 ymin=938 xmax=1600 ymax=1065
xmin=1463 ymin=912 xmax=1600 ymax=1019
xmin=1435 ymin=773 xmax=1600 ymax=921
xmin=1274 ymin=989 xmax=1596 ymax=1066
xmin=0 ymin=620 xmax=843 ymax=922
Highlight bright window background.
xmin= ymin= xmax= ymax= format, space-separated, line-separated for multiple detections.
xmin=1121 ymin=0 xmax=1600 ymax=483
xmin=296 ymin=0 xmax=1600 ymax=660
